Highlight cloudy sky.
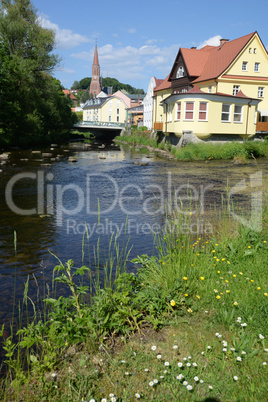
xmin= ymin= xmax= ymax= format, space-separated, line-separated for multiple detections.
xmin=33 ymin=0 xmax=268 ymax=92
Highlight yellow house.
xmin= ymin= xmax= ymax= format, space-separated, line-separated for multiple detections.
xmin=154 ymin=31 xmax=268 ymax=140
xmin=82 ymin=95 xmax=128 ymax=125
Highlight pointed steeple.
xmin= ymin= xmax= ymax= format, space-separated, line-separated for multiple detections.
xmin=89 ymin=41 xmax=101 ymax=97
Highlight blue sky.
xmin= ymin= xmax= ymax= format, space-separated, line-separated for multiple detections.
xmin=33 ymin=0 xmax=268 ymax=92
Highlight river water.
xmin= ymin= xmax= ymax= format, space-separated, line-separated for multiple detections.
xmin=0 ymin=140 xmax=267 ymax=332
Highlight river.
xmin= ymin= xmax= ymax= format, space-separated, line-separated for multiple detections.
xmin=0 ymin=140 xmax=267 ymax=334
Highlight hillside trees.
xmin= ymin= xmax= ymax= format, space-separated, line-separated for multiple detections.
xmin=0 ymin=0 xmax=77 ymax=146
xmin=71 ymin=76 xmax=144 ymax=95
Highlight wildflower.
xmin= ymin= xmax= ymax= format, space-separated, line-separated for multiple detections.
xmin=222 ymin=341 xmax=228 ymax=347
xmin=223 ymin=348 xmax=227 ymax=352
xmin=200 ymin=379 xmax=204 ymax=383
xmin=237 ymin=317 xmax=242 ymax=323
xmin=225 ymin=280 xmax=229 ymax=283
xmin=186 ymin=362 xmax=191 ymax=367
xmin=173 ymin=345 xmax=178 ymax=349
xmin=151 ymin=346 xmax=156 ymax=351
xmin=157 ymin=354 xmax=162 ymax=359
xmin=164 ymin=362 xmax=170 ymax=366
xmin=237 ymin=356 xmax=242 ymax=361
xmin=263 ymin=362 xmax=267 ymax=366
xmin=188 ymin=308 xmax=192 ymax=313
xmin=251 ymin=280 xmax=254 ymax=283
xmin=149 ymin=381 xmax=154 ymax=387
xmin=265 ymin=348 xmax=268 ymax=352
xmin=248 ymin=246 xmax=251 ymax=248
xmin=214 ymin=289 xmax=218 ymax=293
xmin=183 ymin=357 xmax=187 ymax=361
xmin=201 ymin=351 xmax=205 ymax=355
xmin=177 ymin=362 xmax=183 ymax=367
xmin=160 ymin=375 xmax=164 ymax=378
xmin=239 ymin=272 xmax=243 ymax=275
xmin=227 ymin=261 xmax=230 ymax=264
xmin=217 ymin=271 xmax=220 ymax=273
xmin=111 ymin=398 xmax=116 ymax=402
xmin=216 ymin=259 xmax=220 ymax=262
xmin=242 ymin=351 xmax=246 ymax=355
xmin=125 ymin=372 xmax=129 ymax=375
xmin=209 ymin=385 xmax=213 ymax=390
xmin=192 ymin=362 xmax=197 ymax=367
xmin=184 ymin=294 xmax=188 ymax=297
xmin=177 ymin=374 xmax=184 ymax=380
xmin=183 ymin=277 xmax=187 ymax=280
xmin=89 ymin=399 xmax=96 ymax=402
xmin=241 ymin=323 xmax=247 ymax=327
xmin=101 ymin=399 xmax=107 ymax=402
xmin=200 ymin=276 xmax=205 ymax=280
xmin=135 ymin=394 xmax=141 ymax=399
xmin=51 ymin=373 xmax=57 ymax=378
xmin=259 ymin=334 xmax=265 ymax=339
xmin=257 ymin=287 xmax=261 ymax=290
xmin=215 ymin=332 xmax=220 ymax=337
xmin=230 ymin=347 xmax=235 ymax=352
xmin=163 ymin=370 xmax=167 ymax=374
xmin=121 ymin=360 xmax=126 ymax=363
xmin=233 ymin=274 xmax=236 ymax=278
xmin=234 ymin=302 xmax=238 ymax=306
xmin=212 ymin=250 xmax=215 ymax=253
xmin=109 ymin=394 xmax=114 ymax=398
xmin=153 ymin=379 xmax=158 ymax=384
xmin=144 ymin=368 xmax=149 ymax=372
xmin=233 ymin=376 xmax=238 ymax=381
xmin=226 ymin=290 xmax=230 ymax=293
xmin=183 ymin=381 xmax=188 ymax=386
xmin=170 ymin=300 xmax=176 ymax=307
xmin=207 ymin=346 xmax=212 ymax=350
xmin=265 ymin=293 xmax=268 ymax=297
xmin=187 ymin=385 xmax=193 ymax=390
xmin=196 ymin=295 xmax=200 ymax=299
xmin=188 ymin=356 xmax=192 ymax=359
xmin=194 ymin=376 xmax=199 ymax=381
xmin=216 ymin=295 xmax=221 ymax=299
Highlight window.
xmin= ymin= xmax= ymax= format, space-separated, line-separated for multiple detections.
xmin=117 ymin=108 xmax=119 ymax=114
xmin=208 ymin=86 xmax=212 ymax=93
xmin=117 ymin=116 xmax=119 ymax=122
xmin=198 ymin=102 xmax=208 ymax=121
xmin=221 ymin=104 xmax=231 ymax=122
xmin=242 ymin=61 xmax=248 ymax=71
xmin=167 ymin=104 xmax=173 ymax=122
xmin=258 ymin=87 xmax=264 ymax=98
xmin=184 ymin=102 xmax=194 ymax=120
xmin=176 ymin=66 xmax=184 ymax=78
xmin=109 ymin=115 xmax=111 ymax=122
xmin=176 ymin=102 xmax=181 ymax=120
xmin=254 ymin=62 xmax=260 ymax=72
xmin=249 ymin=48 xmax=252 ymax=53
xmin=234 ymin=105 xmax=243 ymax=122
xmin=254 ymin=48 xmax=256 ymax=54
xmin=233 ymin=85 xmax=240 ymax=95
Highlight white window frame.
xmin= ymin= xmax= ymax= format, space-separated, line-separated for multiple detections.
xmin=233 ymin=105 xmax=243 ymax=123
xmin=176 ymin=66 xmax=184 ymax=78
xmin=198 ymin=102 xmax=208 ymax=121
xmin=254 ymin=62 xmax=260 ymax=72
xmin=221 ymin=104 xmax=231 ymax=122
xmin=233 ymin=85 xmax=240 ymax=96
xmin=242 ymin=61 xmax=248 ymax=71
xmin=258 ymin=87 xmax=264 ymax=98
xmin=184 ymin=102 xmax=195 ymax=121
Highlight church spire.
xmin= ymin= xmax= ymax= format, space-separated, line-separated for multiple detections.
xmin=89 ymin=42 xmax=101 ymax=97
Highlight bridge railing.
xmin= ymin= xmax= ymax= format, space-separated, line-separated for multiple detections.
xmin=75 ymin=121 xmax=125 ymax=128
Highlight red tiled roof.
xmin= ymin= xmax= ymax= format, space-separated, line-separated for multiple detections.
xmin=192 ymin=32 xmax=256 ymax=83
xmin=154 ymin=78 xmax=164 ymax=87
xmin=63 ymin=89 xmax=77 ymax=100
xmin=154 ymin=75 xmax=172 ymax=92
xmin=187 ymin=85 xmax=205 ymax=94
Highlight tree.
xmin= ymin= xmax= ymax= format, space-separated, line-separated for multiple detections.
xmin=0 ymin=0 xmax=76 ymax=146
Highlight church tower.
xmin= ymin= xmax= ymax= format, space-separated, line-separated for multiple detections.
xmin=89 ymin=42 xmax=101 ymax=97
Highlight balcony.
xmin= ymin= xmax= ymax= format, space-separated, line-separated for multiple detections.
xmin=256 ymin=122 xmax=268 ymax=132
xmin=154 ymin=122 xmax=163 ymax=130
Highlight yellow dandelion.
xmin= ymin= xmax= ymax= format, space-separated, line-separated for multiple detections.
xmin=217 ymin=271 xmax=220 ymax=273
xmin=257 ymin=287 xmax=261 ymax=290
xmin=264 ymin=241 xmax=267 ymax=243
xmin=264 ymin=293 xmax=268 ymax=296
xmin=233 ymin=275 xmax=236 ymax=278
xmin=200 ymin=277 xmax=205 ymax=280
xmin=239 ymin=272 xmax=243 ymax=275
xmin=251 ymin=280 xmax=254 ymax=283
xmin=226 ymin=290 xmax=230 ymax=293
xmin=220 ymin=292 xmax=223 ymax=295
xmin=216 ymin=295 xmax=221 ymax=299
xmin=162 ymin=262 xmax=166 ymax=265
xmin=222 ymin=258 xmax=225 ymax=261
xmin=197 ymin=253 xmax=200 ymax=256
xmin=212 ymin=250 xmax=216 ymax=253
xmin=196 ymin=295 xmax=200 ymax=299
xmin=183 ymin=277 xmax=187 ymax=281
xmin=225 ymin=280 xmax=229 ymax=283
xmin=227 ymin=261 xmax=230 ymax=264
xmin=215 ymin=243 xmax=218 ymax=246
xmin=248 ymin=246 xmax=251 ymax=249
xmin=170 ymin=300 xmax=176 ymax=307
xmin=184 ymin=294 xmax=188 ymax=297
xmin=214 ymin=256 xmax=217 ymax=259
xmin=216 ymin=259 xmax=220 ymax=262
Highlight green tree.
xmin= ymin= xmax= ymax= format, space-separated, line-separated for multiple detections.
xmin=0 ymin=0 xmax=76 ymax=146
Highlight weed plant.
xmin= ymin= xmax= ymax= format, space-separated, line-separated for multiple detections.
xmin=0 ymin=204 xmax=268 ymax=400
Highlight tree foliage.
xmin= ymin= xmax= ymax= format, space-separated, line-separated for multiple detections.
xmin=71 ymin=76 xmax=144 ymax=95
xmin=0 ymin=0 xmax=77 ymax=146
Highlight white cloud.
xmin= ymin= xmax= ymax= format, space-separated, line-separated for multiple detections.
xmin=197 ymin=35 xmax=222 ymax=49
xmin=39 ymin=15 xmax=90 ymax=50
xmin=127 ymin=28 xmax=136 ymax=34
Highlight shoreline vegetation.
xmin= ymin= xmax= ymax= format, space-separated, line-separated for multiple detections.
xmin=1 ymin=202 xmax=268 ymax=401
xmin=114 ymin=127 xmax=268 ymax=163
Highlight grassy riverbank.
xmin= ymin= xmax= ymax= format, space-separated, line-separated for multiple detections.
xmin=115 ymin=129 xmax=268 ymax=162
xmin=1 ymin=206 xmax=268 ymax=401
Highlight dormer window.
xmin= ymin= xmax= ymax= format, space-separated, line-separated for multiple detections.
xmin=176 ymin=66 xmax=184 ymax=78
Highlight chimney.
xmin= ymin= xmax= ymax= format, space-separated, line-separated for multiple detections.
xmin=219 ymin=38 xmax=229 ymax=48
xmin=191 ymin=46 xmax=197 ymax=49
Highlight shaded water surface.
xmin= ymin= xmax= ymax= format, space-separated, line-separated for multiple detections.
xmin=0 ymin=141 xmax=267 ymax=329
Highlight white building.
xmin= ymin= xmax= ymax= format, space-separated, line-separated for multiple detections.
xmin=143 ymin=76 xmax=164 ymax=130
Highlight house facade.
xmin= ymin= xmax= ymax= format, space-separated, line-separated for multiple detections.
xmin=143 ymin=77 xmax=164 ymax=129
xmin=153 ymin=31 xmax=268 ymax=139
xmin=82 ymin=95 xmax=128 ymax=124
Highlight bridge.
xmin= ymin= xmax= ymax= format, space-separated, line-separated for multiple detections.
xmin=73 ymin=121 xmax=125 ymax=140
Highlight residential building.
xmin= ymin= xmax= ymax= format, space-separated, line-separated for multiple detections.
xmin=82 ymin=95 xmax=128 ymax=124
xmin=153 ymin=31 xmax=268 ymax=140
xmin=143 ymin=77 xmax=164 ymax=129
xmin=62 ymin=89 xmax=77 ymax=107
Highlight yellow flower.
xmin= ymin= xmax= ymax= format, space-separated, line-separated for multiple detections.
xmin=257 ymin=287 xmax=261 ymax=290
xmin=264 ymin=241 xmax=267 ymax=243
xmin=225 ymin=280 xmax=229 ymax=283
xmin=162 ymin=262 xmax=166 ymax=265
xmin=226 ymin=290 xmax=230 ymax=293
xmin=216 ymin=259 xmax=220 ymax=262
xmin=227 ymin=261 xmax=230 ymax=264
xmin=251 ymin=280 xmax=254 ymax=283
xmin=183 ymin=277 xmax=187 ymax=280
xmin=239 ymin=272 xmax=243 ymax=275
xmin=196 ymin=295 xmax=200 ymax=299
xmin=248 ymin=246 xmax=251 ymax=249
xmin=216 ymin=295 xmax=221 ymax=299
xmin=233 ymin=302 xmax=238 ymax=306
xmin=200 ymin=277 xmax=205 ymax=280
xmin=220 ymin=292 xmax=223 ymax=295
xmin=188 ymin=308 xmax=192 ymax=313
xmin=217 ymin=271 xmax=220 ymax=273
xmin=233 ymin=275 xmax=236 ymax=278
xmin=264 ymin=293 xmax=268 ymax=296
xmin=184 ymin=294 xmax=188 ymax=297
xmin=212 ymin=250 xmax=216 ymax=253
xmin=222 ymin=258 xmax=225 ymax=261
xmin=170 ymin=300 xmax=176 ymax=307
xmin=214 ymin=256 xmax=217 ymax=259
xmin=215 ymin=243 xmax=218 ymax=246
xmin=196 ymin=253 xmax=200 ymax=256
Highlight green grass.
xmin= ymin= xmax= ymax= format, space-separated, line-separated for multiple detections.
xmin=1 ymin=207 xmax=268 ymax=400
xmin=115 ymin=130 xmax=268 ymax=161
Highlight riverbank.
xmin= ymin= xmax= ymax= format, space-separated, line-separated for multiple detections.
xmin=114 ymin=129 xmax=268 ymax=163
xmin=1 ymin=209 xmax=268 ymax=401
